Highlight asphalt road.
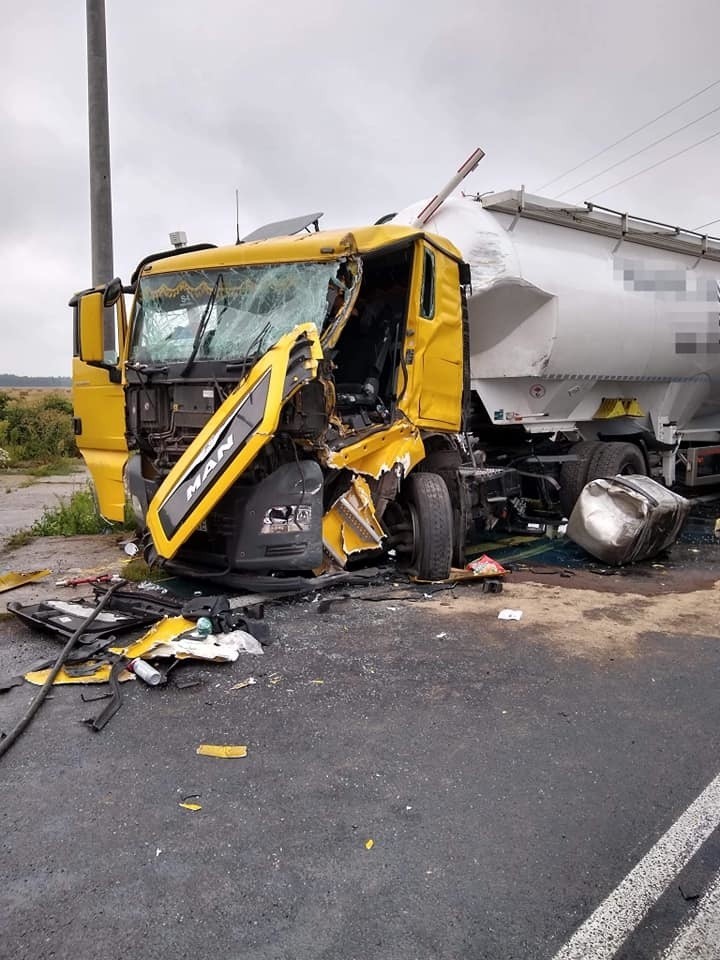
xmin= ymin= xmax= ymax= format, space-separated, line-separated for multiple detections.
xmin=2 ymin=568 xmax=720 ymax=960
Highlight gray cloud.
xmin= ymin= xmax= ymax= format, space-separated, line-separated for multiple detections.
xmin=2 ymin=0 xmax=719 ymax=373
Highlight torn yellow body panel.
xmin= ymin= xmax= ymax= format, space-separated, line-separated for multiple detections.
xmin=325 ymin=420 xmax=425 ymax=479
xmin=0 ymin=570 xmax=50 ymax=593
xmin=321 ymin=476 xmax=386 ymax=567
xmin=146 ymin=324 xmax=323 ymax=558
xmin=24 ymin=664 xmax=134 ymax=685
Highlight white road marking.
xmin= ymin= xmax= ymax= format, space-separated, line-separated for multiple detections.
xmin=551 ymin=771 xmax=720 ymax=960
xmin=661 ymin=867 xmax=720 ymax=959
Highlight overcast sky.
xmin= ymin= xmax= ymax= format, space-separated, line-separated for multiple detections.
xmin=3 ymin=0 xmax=720 ymax=374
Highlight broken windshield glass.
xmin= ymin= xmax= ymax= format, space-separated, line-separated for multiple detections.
xmin=129 ymin=261 xmax=352 ymax=365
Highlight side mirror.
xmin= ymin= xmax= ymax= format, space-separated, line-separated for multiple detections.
xmin=77 ymin=291 xmax=105 ymax=363
xmin=103 ymin=277 xmax=124 ymax=307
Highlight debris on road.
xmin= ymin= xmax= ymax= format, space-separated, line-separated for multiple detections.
xmin=0 ymin=570 xmax=51 ymax=593
xmin=196 ymin=744 xmax=248 ymax=759
xmin=567 ymin=475 xmax=691 ymax=565
xmin=179 ymin=801 xmax=202 ymax=812
xmin=230 ymin=677 xmax=257 ymax=690
xmin=365 ymin=839 xmax=375 ymax=850
xmin=465 ymin=554 xmax=507 ymax=577
xmin=498 ymin=609 xmax=523 ymax=621
xmin=128 ymin=657 xmax=164 ymax=686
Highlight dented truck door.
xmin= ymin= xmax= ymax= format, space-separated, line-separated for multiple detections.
xmin=400 ymin=242 xmax=464 ymax=431
xmin=71 ymin=287 xmax=128 ymax=521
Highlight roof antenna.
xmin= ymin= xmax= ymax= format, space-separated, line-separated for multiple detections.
xmin=235 ymin=189 xmax=241 ymax=245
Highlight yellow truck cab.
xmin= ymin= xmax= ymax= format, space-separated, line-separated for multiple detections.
xmin=71 ymin=221 xmax=489 ymax=588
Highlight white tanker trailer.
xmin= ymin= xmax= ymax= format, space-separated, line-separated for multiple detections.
xmin=393 ymin=189 xmax=720 ymax=513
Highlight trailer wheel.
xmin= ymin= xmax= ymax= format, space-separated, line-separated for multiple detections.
xmin=559 ymin=441 xmax=604 ymax=517
xmin=403 ymin=472 xmax=453 ymax=581
xmin=587 ymin=442 xmax=646 ymax=484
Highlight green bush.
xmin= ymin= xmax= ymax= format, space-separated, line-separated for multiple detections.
xmin=31 ymin=489 xmax=111 ymax=536
xmin=0 ymin=392 xmax=77 ymax=465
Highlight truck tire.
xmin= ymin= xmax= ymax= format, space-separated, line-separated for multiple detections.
xmin=416 ymin=448 xmax=465 ymax=566
xmin=403 ymin=472 xmax=453 ymax=581
xmin=559 ymin=441 xmax=604 ymax=517
xmin=586 ymin=441 xmax=646 ymax=484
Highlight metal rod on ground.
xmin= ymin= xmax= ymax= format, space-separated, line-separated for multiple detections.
xmin=0 ymin=581 xmax=124 ymax=760
xmin=411 ymin=147 xmax=485 ymax=227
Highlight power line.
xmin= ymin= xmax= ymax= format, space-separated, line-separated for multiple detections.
xmin=694 ymin=218 xmax=720 ymax=231
xmin=584 ymin=128 xmax=720 ymax=200
xmin=555 ymin=102 xmax=720 ymax=198
xmin=536 ymin=78 xmax=720 ymax=193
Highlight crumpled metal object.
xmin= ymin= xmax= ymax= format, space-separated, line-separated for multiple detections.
xmin=567 ymin=475 xmax=690 ymax=566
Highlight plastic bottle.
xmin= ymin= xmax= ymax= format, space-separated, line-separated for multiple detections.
xmin=130 ymin=657 xmax=163 ymax=686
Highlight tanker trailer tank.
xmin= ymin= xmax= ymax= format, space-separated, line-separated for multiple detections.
xmin=394 ymin=191 xmax=720 ymax=490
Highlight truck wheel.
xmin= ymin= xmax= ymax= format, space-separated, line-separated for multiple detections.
xmin=417 ymin=449 xmax=465 ymax=566
xmin=403 ymin=472 xmax=453 ymax=581
xmin=559 ymin=441 xmax=604 ymax=517
xmin=587 ymin=442 xmax=646 ymax=483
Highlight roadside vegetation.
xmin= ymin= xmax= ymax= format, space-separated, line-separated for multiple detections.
xmin=0 ymin=389 xmax=78 ymax=470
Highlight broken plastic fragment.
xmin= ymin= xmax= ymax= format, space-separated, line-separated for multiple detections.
xmin=196 ymin=744 xmax=248 ymax=758
xmin=179 ymin=802 xmax=202 ymax=811
xmin=0 ymin=569 xmax=51 ymax=593
xmin=230 ymin=677 xmax=257 ymax=690
xmin=498 ymin=609 xmax=523 ymax=621
xmin=365 ymin=839 xmax=374 ymax=850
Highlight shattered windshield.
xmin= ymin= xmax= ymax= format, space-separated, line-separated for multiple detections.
xmin=129 ymin=261 xmax=352 ymax=364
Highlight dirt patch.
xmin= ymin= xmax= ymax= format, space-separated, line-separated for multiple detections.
xmin=429 ymin=579 xmax=720 ymax=660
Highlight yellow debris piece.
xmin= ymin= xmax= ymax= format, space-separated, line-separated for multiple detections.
xmin=196 ymin=744 xmax=248 ymax=759
xmin=365 ymin=839 xmax=374 ymax=850
xmin=179 ymin=802 xmax=202 ymax=811
xmin=0 ymin=569 xmax=51 ymax=593
xmin=24 ymin=665 xmax=134 ymax=686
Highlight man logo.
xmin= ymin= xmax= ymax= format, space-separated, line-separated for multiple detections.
xmin=185 ymin=433 xmax=235 ymax=501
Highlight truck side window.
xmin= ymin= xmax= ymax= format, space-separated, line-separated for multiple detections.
xmin=420 ymin=249 xmax=435 ymax=319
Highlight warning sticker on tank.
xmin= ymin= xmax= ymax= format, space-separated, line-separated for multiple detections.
xmin=529 ymin=384 xmax=546 ymax=399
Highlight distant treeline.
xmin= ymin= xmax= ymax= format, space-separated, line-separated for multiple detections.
xmin=0 ymin=374 xmax=71 ymax=387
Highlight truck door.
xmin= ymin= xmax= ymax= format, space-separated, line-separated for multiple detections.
xmin=407 ymin=244 xmax=464 ymax=431
xmin=70 ymin=282 xmax=128 ymax=521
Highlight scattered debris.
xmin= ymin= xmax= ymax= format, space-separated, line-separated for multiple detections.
xmin=498 ymin=609 xmax=523 ymax=621
xmin=309 ymin=679 xmax=324 ymax=685
xmin=465 ymin=554 xmax=507 ymax=577
xmin=175 ymin=675 xmax=204 ymax=689
xmin=231 ymin=677 xmax=257 ymax=690
xmin=0 ymin=570 xmax=51 ymax=593
xmin=196 ymin=744 xmax=248 ymax=759
xmin=55 ymin=573 xmax=121 ymax=587
xmin=179 ymin=802 xmax=202 ymax=812
xmin=365 ymin=839 xmax=374 ymax=850
xmin=129 ymin=658 xmax=164 ymax=686
xmin=567 ymin=475 xmax=690 ymax=565
xmin=268 ymin=673 xmax=283 ymax=685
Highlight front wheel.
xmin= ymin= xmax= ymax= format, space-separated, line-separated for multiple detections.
xmin=402 ymin=472 xmax=453 ymax=581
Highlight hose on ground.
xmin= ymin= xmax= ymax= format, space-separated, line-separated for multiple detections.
xmin=0 ymin=580 xmax=124 ymax=761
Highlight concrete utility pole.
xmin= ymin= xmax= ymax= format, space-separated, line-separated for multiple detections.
xmin=86 ymin=0 xmax=114 ymax=286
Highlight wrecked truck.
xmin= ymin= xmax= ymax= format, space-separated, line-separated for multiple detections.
xmin=72 ymin=221 xmax=510 ymax=587
xmin=71 ymin=186 xmax=720 ymax=586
